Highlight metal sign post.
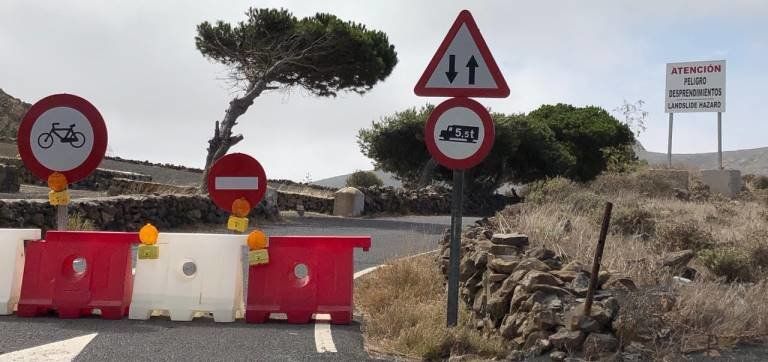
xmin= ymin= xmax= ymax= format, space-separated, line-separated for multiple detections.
xmin=446 ymin=170 xmax=464 ymax=326
xmin=717 ymin=112 xmax=723 ymax=169
xmin=57 ymin=206 xmax=68 ymax=231
xmin=668 ymin=113 xmax=674 ymax=168
xmin=415 ymin=10 xmax=506 ymax=327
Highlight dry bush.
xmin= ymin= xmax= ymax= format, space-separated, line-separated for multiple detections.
xmin=669 ymin=282 xmax=768 ymax=346
xmin=611 ymin=202 xmax=656 ymax=236
xmin=494 ymin=170 xmax=768 ymax=353
xmin=356 ymin=255 xmax=508 ymax=360
xmin=751 ymin=175 xmax=768 ymax=190
xmin=655 ymin=219 xmax=715 ymax=252
xmin=67 ymin=213 xmax=96 ymax=231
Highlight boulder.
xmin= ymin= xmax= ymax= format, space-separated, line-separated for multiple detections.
xmin=550 ymin=351 xmax=567 ymax=362
xmin=520 ymin=271 xmax=564 ymax=291
xmin=491 ymin=233 xmax=529 ymax=247
xmin=562 ymin=260 xmax=587 ymax=273
xmin=515 ymin=258 xmax=552 ymax=273
xmin=488 ymin=257 xmax=518 ymax=274
xmin=488 ymin=273 xmax=508 ymax=283
xmin=529 ymin=247 xmax=556 ymax=260
xmin=490 ymin=244 xmax=520 ymax=256
xmin=333 ymin=187 xmax=364 ymax=217
xmin=662 ymin=249 xmax=695 ymax=268
xmin=569 ymin=272 xmax=591 ymax=296
xmin=549 ymin=328 xmax=586 ymax=351
xmin=583 ymin=333 xmax=619 ymax=356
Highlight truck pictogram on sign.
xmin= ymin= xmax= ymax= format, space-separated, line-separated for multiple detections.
xmin=439 ymin=125 xmax=479 ymax=143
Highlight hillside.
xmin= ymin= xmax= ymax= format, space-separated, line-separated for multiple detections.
xmin=312 ymin=169 xmax=402 ymax=188
xmin=0 ymin=88 xmax=30 ymax=140
xmin=638 ymin=146 xmax=768 ymax=174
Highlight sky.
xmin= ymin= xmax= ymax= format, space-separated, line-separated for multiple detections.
xmin=2 ymin=1 xmax=767 ymax=181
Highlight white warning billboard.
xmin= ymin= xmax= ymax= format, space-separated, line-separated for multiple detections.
xmin=665 ymin=60 xmax=725 ymax=113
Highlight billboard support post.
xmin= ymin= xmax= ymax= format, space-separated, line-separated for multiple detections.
xmin=718 ymin=112 xmax=723 ymax=170
xmin=668 ymin=113 xmax=673 ymax=168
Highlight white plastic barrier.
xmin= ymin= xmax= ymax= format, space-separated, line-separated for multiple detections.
xmin=129 ymin=233 xmax=246 ymax=322
xmin=0 ymin=229 xmax=41 ymax=315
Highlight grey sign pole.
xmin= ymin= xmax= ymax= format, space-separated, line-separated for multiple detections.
xmin=667 ymin=113 xmax=674 ymax=168
xmin=56 ymin=205 xmax=68 ymax=230
xmin=717 ymin=112 xmax=723 ymax=170
xmin=447 ymin=169 xmax=464 ymax=327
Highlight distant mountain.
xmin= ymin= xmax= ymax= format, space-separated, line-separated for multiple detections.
xmin=637 ymin=146 xmax=768 ymax=175
xmin=0 ymin=88 xmax=30 ymax=140
xmin=312 ymin=169 xmax=402 ymax=189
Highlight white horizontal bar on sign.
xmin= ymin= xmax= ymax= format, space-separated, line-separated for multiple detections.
xmin=215 ymin=177 xmax=259 ymax=190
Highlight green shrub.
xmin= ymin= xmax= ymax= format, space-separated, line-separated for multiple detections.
xmin=345 ymin=170 xmax=383 ymax=188
xmin=655 ymin=219 xmax=714 ymax=252
xmin=698 ymin=248 xmax=754 ymax=282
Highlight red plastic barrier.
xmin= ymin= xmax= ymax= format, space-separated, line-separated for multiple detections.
xmin=17 ymin=231 xmax=138 ymax=319
xmin=246 ymin=236 xmax=371 ymax=324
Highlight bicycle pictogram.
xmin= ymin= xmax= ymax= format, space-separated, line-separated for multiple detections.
xmin=37 ymin=123 xmax=86 ymax=149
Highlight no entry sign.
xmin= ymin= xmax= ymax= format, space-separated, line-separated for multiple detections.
xmin=425 ymin=97 xmax=495 ymax=170
xmin=207 ymin=153 xmax=267 ymax=212
xmin=17 ymin=94 xmax=107 ymax=183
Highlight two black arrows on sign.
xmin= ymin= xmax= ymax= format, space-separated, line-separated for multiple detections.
xmin=445 ymin=54 xmax=479 ymax=84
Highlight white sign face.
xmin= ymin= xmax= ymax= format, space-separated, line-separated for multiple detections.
xmin=432 ymin=106 xmax=486 ymax=160
xmin=29 ymin=107 xmax=95 ymax=171
xmin=665 ymin=60 xmax=726 ymax=113
xmin=425 ymin=24 xmax=498 ymax=90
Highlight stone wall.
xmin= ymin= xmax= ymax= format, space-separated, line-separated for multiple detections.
xmin=0 ymin=157 xmax=151 ymax=191
xmin=0 ymin=194 xmax=277 ymax=232
xmin=439 ymin=219 xmax=635 ymax=360
xmin=107 ymin=178 xmax=197 ymax=196
xmin=360 ymin=185 xmax=518 ymax=217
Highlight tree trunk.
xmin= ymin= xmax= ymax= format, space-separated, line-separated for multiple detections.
xmin=417 ymin=158 xmax=438 ymax=187
xmin=199 ymin=81 xmax=268 ymax=193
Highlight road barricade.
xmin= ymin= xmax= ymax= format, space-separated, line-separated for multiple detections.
xmin=0 ymin=229 xmax=41 ymax=315
xmin=245 ymin=236 xmax=371 ymax=324
xmin=129 ymin=233 xmax=246 ymax=322
xmin=17 ymin=231 xmax=138 ymax=319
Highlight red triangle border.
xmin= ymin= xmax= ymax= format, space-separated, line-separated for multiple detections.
xmin=414 ymin=10 xmax=510 ymax=98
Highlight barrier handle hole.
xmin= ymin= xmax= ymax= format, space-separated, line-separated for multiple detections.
xmin=294 ymin=263 xmax=310 ymax=288
xmin=182 ymin=261 xmax=197 ymax=277
xmin=72 ymin=257 xmax=87 ymax=276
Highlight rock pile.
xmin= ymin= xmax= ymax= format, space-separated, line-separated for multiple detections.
xmin=439 ymin=219 xmax=637 ymax=360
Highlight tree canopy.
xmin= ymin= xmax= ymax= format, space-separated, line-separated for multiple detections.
xmin=195 ymin=8 xmax=398 ymax=190
xmin=196 ymin=8 xmax=398 ymax=96
xmin=358 ymin=103 xmax=635 ymax=193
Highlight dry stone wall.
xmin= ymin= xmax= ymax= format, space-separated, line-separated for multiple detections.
xmin=439 ymin=218 xmax=639 ymax=360
xmin=0 ymin=157 xmax=151 ymax=191
xmin=0 ymin=194 xmax=277 ymax=232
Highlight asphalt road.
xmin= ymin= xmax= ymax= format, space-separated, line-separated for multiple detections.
xmin=0 ymin=215 xmax=473 ymax=361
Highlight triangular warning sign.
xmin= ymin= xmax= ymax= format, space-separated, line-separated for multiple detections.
xmin=414 ymin=10 xmax=509 ymax=98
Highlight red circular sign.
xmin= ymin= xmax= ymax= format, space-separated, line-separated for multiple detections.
xmin=17 ymin=94 xmax=108 ymax=183
xmin=425 ymin=97 xmax=495 ymax=170
xmin=207 ymin=153 xmax=268 ymax=213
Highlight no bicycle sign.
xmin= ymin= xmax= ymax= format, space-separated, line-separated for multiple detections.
xmin=17 ymin=94 xmax=108 ymax=183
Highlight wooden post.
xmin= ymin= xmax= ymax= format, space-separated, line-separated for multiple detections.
xmin=584 ymin=202 xmax=613 ymax=316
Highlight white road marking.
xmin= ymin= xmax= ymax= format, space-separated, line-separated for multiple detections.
xmin=314 ymin=314 xmax=337 ymax=353
xmin=0 ymin=333 xmax=97 ymax=361
xmin=314 ymin=249 xmax=440 ymax=353
xmin=214 ymin=176 xmax=259 ymax=190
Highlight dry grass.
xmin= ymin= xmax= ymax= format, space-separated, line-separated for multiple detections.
xmin=495 ymin=171 xmax=768 ymax=352
xmin=356 ymin=254 xmax=509 ymax=360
